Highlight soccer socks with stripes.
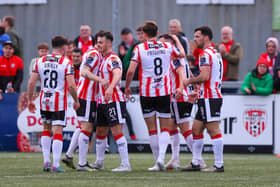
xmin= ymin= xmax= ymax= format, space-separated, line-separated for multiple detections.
xmin=212 ymin=134 xmax=224 ymax=168
xmin=52 ymin=134 xmax=63 ymax=168
xmin=148 ymin=130 xmax=159 ymax=161
xmin=192 ymin=134 xmax=204 ymax=165
xmin=66 ymin=128 xmax=81 ymax=158
xmin=157 ymin=129 xmax=170 ymax=163
xmin=183 ymin=130 xmax=193 ymax=152
xmin=41 ymin=131 xmax=51 ymax=164
xmin=170 ymin=129 xmax=180 ymax=161
xmin=115 ymin=134 xmax=130 ymax=166
xmin=95 ymin=135 xmax=107 ymax=164
xmin=78 ymin=130 xmax=91 ymax=166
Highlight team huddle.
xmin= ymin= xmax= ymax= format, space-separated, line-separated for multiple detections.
xmin=27 ymin=21 xmax=224 ymax=173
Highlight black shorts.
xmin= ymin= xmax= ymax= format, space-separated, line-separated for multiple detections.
xmin=140 ymin=95 xmax=171 ymax=118
xmin=96 ymin=102 xmax=126 ymax=127
xmin=171 ymin=101 xmax=193 ymax=124
xmin=195 ymin=98 xmax=223 ymax=123
xmin=76 ymin=99 xmax=97 ymax=123
xmin=40 ymin=110 xmax=66 ymax=126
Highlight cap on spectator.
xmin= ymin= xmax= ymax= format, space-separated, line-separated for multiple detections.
xmin=121 ymin=27 xmax=132 ymax=35
xmin=3 ymin=41 xmax=15 ymax=48
xmin=256 ymin=56 xmax=269 ymax=67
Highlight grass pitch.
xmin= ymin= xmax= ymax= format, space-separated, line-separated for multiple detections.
xmin=0 ymin=152 xmax=279 ymax=187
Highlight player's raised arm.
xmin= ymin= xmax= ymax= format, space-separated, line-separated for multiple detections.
xmin=170 ymin=34 xmax=185 ymax=58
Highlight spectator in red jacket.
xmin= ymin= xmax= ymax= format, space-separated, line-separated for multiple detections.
xmin=0 ymin=40 xmax=23 ymax=93
xmin=74 ymin=25 xmax=94 ymax=54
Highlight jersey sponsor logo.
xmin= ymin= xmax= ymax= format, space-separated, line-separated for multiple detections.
xmin=243 ymin=109 xmax=266 ymax=137
xmin=45 ymin=56 xmax=59 ymax=62
xmin=111 ymin=57 xmax=120 ymax=68
xmin=148 ymin=43 xmax=164 ymax=49
xmin=85 ymin=54 xmax=96 ymax=65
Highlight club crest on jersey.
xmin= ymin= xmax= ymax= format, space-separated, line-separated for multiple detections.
xmin=243 ymin=109 xmax=266 ymax=137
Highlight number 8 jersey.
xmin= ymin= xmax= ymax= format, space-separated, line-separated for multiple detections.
xmin=33 ymin=54 xmax=73 ymax=111
xmin=131 ymin=41 xmax=180 ymax=97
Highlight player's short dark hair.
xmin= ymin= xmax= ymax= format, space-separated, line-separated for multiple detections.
xmin=136 ymin=25 xmax=143 ymax=32
xmin=72 ymin=48 xmax=83 ymax=55
xmin=51 ymin=35 xmax=68 ymax=48
xmin=143 ymin=21 xmax=158 ymax=38
xmin=3 ymin=16 xmax=15 ymax=27
xmin=194 ymin=26 xmax=213 ymax=40
xmin=96 ymin=30 xmax=113 ymax=42
xmin=158 ymin=33 xmax=175 ymax=44
xmin=37 ymin=43 xmax=49 ymax=50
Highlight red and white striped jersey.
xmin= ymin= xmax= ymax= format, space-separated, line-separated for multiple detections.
xmin=170 ymin=58 xmax=194 ymax=102
xmin=198 ymin=46 xmax=223 ymax=99
xmin=33 ymin=54 xmax=73 ymax=111
xmin=77 ymin=48 xmax=102 ymax=101
xmin=98 ymin=52 xmax=126 ymax=104
xmin=131 ymin=41 xmax=180 ymax=97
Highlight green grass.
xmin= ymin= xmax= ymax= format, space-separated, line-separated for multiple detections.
xmin=0 ymin=153 xmax=280 ymax=187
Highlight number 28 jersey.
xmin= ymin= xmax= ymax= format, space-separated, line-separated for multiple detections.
xmin=33 ymin=54 xmax=73 ymax=111
xmin=198 ymin=47 xmax=223 ymax=99
xmin=131 ymin=41 xmax=180 ymax=97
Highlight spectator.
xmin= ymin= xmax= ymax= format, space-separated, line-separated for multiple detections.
xmin=216 ymin=26 xmax=243 ymax=81
xmin=241 ymin=56 xmax=273 ymax=96
xmin=66 ymin=39 xmax=75 ymax=61
xmin=71 ymin=48 xmax=82 ymax=85
xmin=118 ymin=27 xmax=138 ymax=62
xmin=0 ymin=25 xmax=11 ymax=57
xmin=258 ymin=37 xmax=280 ymax=77
xmin=2 ymin=16 xmax=23 ymax=58
xmin=169 ymin=19 xmax=190 ymax=55
xmin=0 ymin=41 xmax=23 ymax=93
xmin=29 ymin=43 xmax=49 ymax=75
xmin=122 ymin=25 xmax=145 ymax=80
xmin=74 ymin=25 xmax=94 ymax=54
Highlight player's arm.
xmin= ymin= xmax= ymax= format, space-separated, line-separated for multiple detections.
xmin=184 ymin=65 xmax=210 ymax=87
xmin=81 ymin=65 xmax=108 ymax=87
xmin=175 ymin=65 xmax=185 ymax=99
xmin=27 ymin=72 xmax=40 ymax=113
xmin=125 ymin=60 xmax=138 ymax=98
xmin=66 ymin=74 xmax=80 ymax=110
xmin=170 ymin=34 xmax=185 ymax=58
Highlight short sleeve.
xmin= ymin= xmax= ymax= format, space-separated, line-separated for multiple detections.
xmin=83 ymin=51 xmax=99 ymax=69
xmin=171 ymin=58 xmax=183 ymax=70
xmin=66 ymin=63 xmax=74 ymax=76
xmin=199 ymin=52 xmax=210 ymax=67
xmin=108 ymin=56 xmax=122 ymax=71
xmin=32 ymin=58 xmax=39 ymax=73
xmin=131 ymin=45 xmax=140 ymax=63
xmin=171 ymin=44 xmax=180 ymax=59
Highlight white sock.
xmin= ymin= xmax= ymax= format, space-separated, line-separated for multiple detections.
xmin=183 ymin=131 xmax=193 ymax=153
xmin=52 ymin=134 xmax=63 ymax=168
xmin=41 ymin=135 xmax=51 ymax=164
xmin=157 ymin=130 xmax=170 ymax=163
xmin=170 ymin=132 xmax=180 ymax=161
xmin=78 ymin=131 xmax=90 ymax=166
xmin=192 ymin=135 xmax=204 ymax=165
xmin=115 ymin=135 xmax=130 ymax=166
xmin=212 ymin=136 xmax=224 ymax=168
xmin=149 ymin=133 xmax=159 ymax=161
xmin=95 ymin=136 xmax=107 ymax=164
xmin=66 ymin=128 xmax=81 ymax=158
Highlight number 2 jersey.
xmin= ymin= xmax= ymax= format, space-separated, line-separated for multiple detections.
xmin=198 ymin=46 xmax=223 ymax=99
xmin=33 ymin=54 xmax=73 ymax=111
xmin=131 ymin=41 xmax=180 ymax=97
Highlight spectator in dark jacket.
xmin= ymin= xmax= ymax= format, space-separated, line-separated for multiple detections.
xmin=118 ymin=27 xmax=138 ymax=63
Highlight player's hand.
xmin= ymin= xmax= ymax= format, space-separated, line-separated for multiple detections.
xmin=245 ymin=88 xmax=251 ymax=94
xmin=74 ymin=100 xmax=80 ymax=110
xmin=187 ymin=91 xmax=198 ymax=104
xmin=100 ymin=79 xmax=109 ymax=90
xmin=105 ymin=86 xmax=113 ymax=102
xmin=28 ymin=101 xmax=36 ymax=113
xmin=175 ymin=87 xmax=183 ymax=100
xmin=125 ymin=87 xmax=132 ymax=99
xmin=250 ymin=82 xmax=256 ymax=92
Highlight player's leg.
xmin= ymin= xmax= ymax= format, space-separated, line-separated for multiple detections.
xmin=165 ymin=122 xmax=180 ymax=170
xmin=41 ymin=120 xmax=52 ymax=172
xmin=52 ymin=123 xmax=64 ymax=172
